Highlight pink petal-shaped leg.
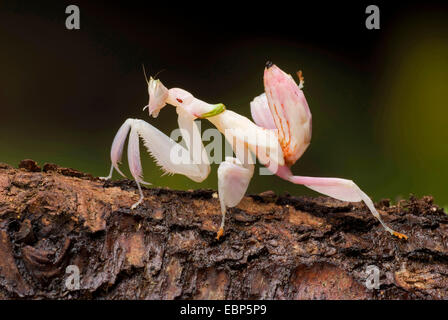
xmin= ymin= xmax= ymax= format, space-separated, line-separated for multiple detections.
xmin=103 ymin=116 xmax=211 ymax=210
xmin=100 ymin=119 xmax=132 ymax=180
xmin=128 ymin=125 xmax=152 ymax=209
xmin=216 ymin=157 xmax=254 ymax=239
xmin=276 ymin=166 xmax=407 ymax=239
xmin=250 ymin=93 xmax=277 ymax=130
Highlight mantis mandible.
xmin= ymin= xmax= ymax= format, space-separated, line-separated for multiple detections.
xmin=101 ymin=62 xmax=408 ymax=240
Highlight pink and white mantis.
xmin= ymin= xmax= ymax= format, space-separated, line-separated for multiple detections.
xmin=101 ymin=62 xmax=408 ymax=240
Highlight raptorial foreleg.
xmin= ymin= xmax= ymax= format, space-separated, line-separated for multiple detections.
xmin=101 ymin=115 xmax=211 ymax=209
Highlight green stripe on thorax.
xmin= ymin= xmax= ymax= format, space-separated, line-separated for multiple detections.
xmin=199 ymin=103 xmax=226 ymax=119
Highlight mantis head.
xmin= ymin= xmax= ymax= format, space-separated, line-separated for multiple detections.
xmin=143 ymin=77 xmax=169 ymax=118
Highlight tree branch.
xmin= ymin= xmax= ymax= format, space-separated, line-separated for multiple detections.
xmin=0 ymin=159 xmax=447 ymax=299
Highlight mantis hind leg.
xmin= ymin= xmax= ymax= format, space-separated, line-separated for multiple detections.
xmin=281 ymin=169 xmax=408 ymax=240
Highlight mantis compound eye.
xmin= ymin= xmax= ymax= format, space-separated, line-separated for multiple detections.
xmin=143 ymin=78 xmax=169 ymax=117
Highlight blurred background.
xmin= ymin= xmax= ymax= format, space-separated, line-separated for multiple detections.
xmin=0 ymin=1 xmax=447 ymax=206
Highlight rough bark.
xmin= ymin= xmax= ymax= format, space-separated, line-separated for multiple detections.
xmin=0 ymin=159 xmax=447 ymax=300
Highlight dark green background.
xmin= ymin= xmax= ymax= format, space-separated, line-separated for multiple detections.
xmin=1 ymin=1 xmax=447 ymax=207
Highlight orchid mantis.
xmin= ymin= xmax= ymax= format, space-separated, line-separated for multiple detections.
xmin=101 ymin=62 xmax=407 ymax=240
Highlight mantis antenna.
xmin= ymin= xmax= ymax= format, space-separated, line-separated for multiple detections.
xmin=142 ymin=64 xmax=149 ymax=84
xmin=153 ymin=69 xmax=166 ymax=79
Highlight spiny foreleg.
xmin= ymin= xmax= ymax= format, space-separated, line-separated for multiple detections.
xmin=101 ymin=114 xmax=210 ymax=209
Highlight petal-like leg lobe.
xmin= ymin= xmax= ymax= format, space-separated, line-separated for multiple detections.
xmin=250 ymin=93 xmax=277 ymax=130
xmin=216 ymin=157 xmax=254 ymax=239
xmin=128 ymin=123 xmax=152 ymax=209
xmin=110 ymin=119 xmax=133 ymax=178
xmin=103 ymin=116 xmax=211 ymax=209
